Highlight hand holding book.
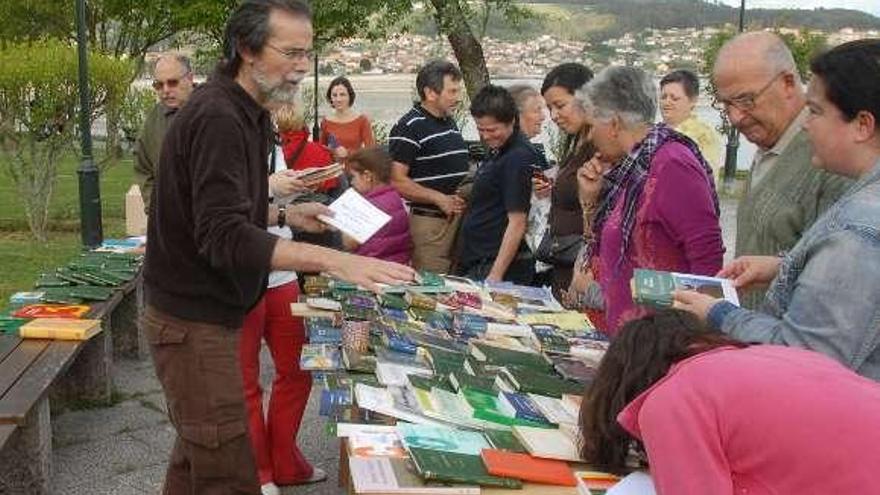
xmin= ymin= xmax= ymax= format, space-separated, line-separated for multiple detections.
xmin=716 ymin=255 xmax=782 ymax=289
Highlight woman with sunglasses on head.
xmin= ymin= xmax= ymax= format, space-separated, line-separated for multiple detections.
xmin=571 ymin=66 xmax=724 ymax=335
xmin=674 ymin=39 xmax=880 ymax=381
xmin=319 ymin=76 xmax=375 ymax=161
xmin=580 ymin=310 xmax=880 ymax=495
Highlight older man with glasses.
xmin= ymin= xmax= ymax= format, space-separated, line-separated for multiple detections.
xmin=712 ymin=31 xmax=850 ymax=309
xmin=134 ymin=53 xmax=195 ymax=216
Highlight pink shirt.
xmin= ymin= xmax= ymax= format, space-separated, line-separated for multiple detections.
xmin=618 ymin=346 xmax=880 ymax=495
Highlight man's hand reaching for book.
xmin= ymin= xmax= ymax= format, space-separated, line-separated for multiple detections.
xmin=288 ymin=202 xmax=331 ymax=233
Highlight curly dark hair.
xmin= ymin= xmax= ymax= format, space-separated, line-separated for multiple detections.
xmin=579 ymin=310 xmax=748 ymax=473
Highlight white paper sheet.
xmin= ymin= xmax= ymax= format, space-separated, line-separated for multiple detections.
xmin=318 ymin=188 xmax=391 ymax=244
xmin=607 ymin=471 xmax=656 ymax=495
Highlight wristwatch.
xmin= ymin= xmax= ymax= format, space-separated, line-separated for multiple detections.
xmin=277 ymin=205 xmax=286 ymax=228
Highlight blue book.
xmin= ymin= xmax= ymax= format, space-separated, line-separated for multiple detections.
xmin=452 ymin=313 xmax=487 ymax=338
xmin=309 ymin=325 xmax=343 ymax=344
xmin=381 ymin=327 xmax=418 ymax=354
xmin=497 ymin=392 xmax=550 ymax=425
xmin=319 ymin=387 xmax=351 ymax=416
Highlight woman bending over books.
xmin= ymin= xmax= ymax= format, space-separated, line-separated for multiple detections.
xmin=674 ymin=40 xmax=880 ymax=381
xmin=580 ymin=310 xmax=880 ymax=495
xmin=568 ymin=66 xmax=724 ymax=335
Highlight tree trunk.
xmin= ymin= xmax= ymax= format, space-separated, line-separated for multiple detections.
xmin=427 ymin=0 xmax=490 ymax=101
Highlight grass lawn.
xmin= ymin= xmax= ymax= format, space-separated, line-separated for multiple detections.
xmin=0 ymin=150 xmax=134 ymax=309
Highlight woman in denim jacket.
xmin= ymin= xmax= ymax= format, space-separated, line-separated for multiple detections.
xmin=675 ymin=39 xmax=880 ymax=381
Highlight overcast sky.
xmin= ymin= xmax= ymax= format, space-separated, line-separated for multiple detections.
xmin=718 ymin=0 xmax=880 ymax=17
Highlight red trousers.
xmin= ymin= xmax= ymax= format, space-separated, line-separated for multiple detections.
xmin=239 ymin=280 xmax=313 ymax=485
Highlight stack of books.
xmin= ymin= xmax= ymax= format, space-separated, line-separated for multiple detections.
xmin=292 ymin=272 xmax=617 ymax=493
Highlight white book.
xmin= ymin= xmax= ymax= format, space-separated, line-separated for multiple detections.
xmin=355 ymin=384 xmax=446 ymax=426
xmin=336 ymin=424 xmax=398 ymax=438
xmin=512 ymin=425 xmax=584 ymax=462
xmin=349 ymin=457 xmax=480 ymax=494
xmin=376 ymin=361 xmax=432 ymax=388
xmin=318 ymin=187 xmax=391 ymax=244
xmin=528 ymin=393 xmax=577 ymax=425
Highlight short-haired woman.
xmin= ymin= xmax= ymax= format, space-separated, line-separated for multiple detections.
xmin=660 ymin=69 xmax=723 ymax=180
xmin=573 ymin=66 xmax=724 ymax=335
xmin=456 ymin=85 xmax=537 ymax=284
xmin=319 ymin=76 xmax=375 ymax=160
xmin=580 ymin=310 xmax=880 ymax=495
xmin=675 ymin=39 xmax=880 ymax=381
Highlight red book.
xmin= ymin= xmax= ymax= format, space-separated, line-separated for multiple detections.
xmin=13 ymin=304 xmax=90 ymax=319
xmin=480 ymin=448 xmax=577 ymax=486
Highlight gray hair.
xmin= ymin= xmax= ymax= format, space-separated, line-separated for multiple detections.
xmin=507 ymin=84 xmax=540 ymax=112
xmin=578 ymin=66 xmax=656 ymax=128
xmin=153 ymin=53 xmax=192 ymax=76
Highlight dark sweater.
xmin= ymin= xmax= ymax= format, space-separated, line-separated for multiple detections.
xmin=144 ymin=74 xmax=279 ymax=327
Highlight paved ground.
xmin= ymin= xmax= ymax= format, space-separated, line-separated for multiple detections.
xmin=49 ymin=198 xmax=738 ymax=494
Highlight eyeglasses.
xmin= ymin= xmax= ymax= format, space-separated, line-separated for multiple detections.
xmin=152 ymin=73 xmax=189 ymax=91
xmin=265 ymin=43 xmax=315 ymax=62
xmin=712 ymin=71 xmax=786 ymax=113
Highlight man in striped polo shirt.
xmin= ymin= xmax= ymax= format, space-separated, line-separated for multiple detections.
xmin=389 ymin=60 xmax=470 ymax=273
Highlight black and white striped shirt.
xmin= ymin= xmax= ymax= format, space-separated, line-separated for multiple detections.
xmin=388 ymin=104 xmax=469 ymax=206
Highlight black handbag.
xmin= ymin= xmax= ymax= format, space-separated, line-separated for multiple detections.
xmin=534 ymin=229 xmax=583 ymax=266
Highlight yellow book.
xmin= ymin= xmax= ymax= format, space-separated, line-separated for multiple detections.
xmin=19 ymin=318 xmax=102 ymax=341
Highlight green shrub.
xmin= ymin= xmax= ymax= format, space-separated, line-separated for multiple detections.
xmin=0 ymin=39 xmax=132 ymax=240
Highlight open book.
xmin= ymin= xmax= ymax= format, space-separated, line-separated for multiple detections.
xmin=631 ymin=269 xmax=739 ymax=308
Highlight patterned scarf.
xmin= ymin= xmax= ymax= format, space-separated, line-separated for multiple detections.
xmin=588 ymin=123 xmax=719 ymax=271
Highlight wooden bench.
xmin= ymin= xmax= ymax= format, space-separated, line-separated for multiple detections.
xmin=0 ymin=273 xmax=142 ymax=494
xmin=0 ymin=336 xmax=84 ymax=494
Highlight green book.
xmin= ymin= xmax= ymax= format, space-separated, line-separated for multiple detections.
xmin=462 ymin=389 xmax=552 ymax=429
xmin=67 ymin=285 xmax=115 ymax=301
xmin=35 ymin=273 xmax=71 ymax=288
xmin=407 ymin=374 xmax=454 ymax=393
xmin=448 ymin=371 xmax=497 ymax=395
xmin=500 ymin=366 xmax=583 ymax=398
xmin=631 ymin=268 xmax=739 ymax=308
xmin=469 ymin=342 xmax=552 ymax=373
xmin=408 ymin=446 xmax=522 ymax=488
xmin=482 ymin=428 xmax=528 ymax=453
xmin=423 ymin=347 xmax=468 ymax=376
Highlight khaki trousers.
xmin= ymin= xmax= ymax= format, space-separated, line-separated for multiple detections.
xmin=409 ymin=213 xmax=461 ymax=274
xmin=143 ymin=305 xmax=260 ymax=495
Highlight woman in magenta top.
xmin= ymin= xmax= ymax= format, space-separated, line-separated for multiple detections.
xmin=342 ymin=146 xmax=411 ymax=264
xmin=580 ymin=310 xmax=880 ymax=495
xmin=571 ymin=66 xmax=723 ymax=335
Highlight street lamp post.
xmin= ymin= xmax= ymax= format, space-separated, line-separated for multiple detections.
xmin=312 ymin=53 xmax=320 ymax=141
xmin=75 ymin=0 xmax=103 ymax=248
xmin=722 ymin=0 xmax=747 ymax=191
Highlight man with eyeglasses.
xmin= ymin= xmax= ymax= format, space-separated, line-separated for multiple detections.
xmin=141 ymin=1 xmax=414 ymax=493
xmin=133 ymin=53 xmax=195 ymax=215
xmin=713 ymin=31 xmax=850 ymax=309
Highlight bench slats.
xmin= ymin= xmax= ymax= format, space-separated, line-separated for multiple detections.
xmin=0 ymin=340 xmax=49 ymax=401
xmin=0 ymin=423 xmax=15 ymax=450
xmin=0 ymin=336 xmax=20 ymax=363
xmin=0 ymin=341 xmax=79 ymax=425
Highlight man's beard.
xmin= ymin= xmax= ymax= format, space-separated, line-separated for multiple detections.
xmin=253 ymin=66 xmax=299 ymax=104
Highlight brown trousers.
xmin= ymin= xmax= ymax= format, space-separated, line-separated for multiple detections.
xmin=143 ymin=305 xmax=260 ymax=495
xmin=409 ymin=213 xmax=461 ymax=274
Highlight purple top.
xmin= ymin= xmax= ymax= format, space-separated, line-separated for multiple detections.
xmin=355 ymin=185 xmax=412 ymax=264
xmin=596 ymin=141 xmax=724 ymax=334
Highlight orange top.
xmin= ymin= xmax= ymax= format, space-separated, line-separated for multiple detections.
xmin=319 ymin=114 xmax=375 ymax=152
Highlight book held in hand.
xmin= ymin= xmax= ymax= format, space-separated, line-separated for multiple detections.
xmin=631 ymin=269 xmax=739 ymax=308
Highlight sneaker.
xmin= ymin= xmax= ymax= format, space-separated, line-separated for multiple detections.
xmin=260 ymin=482 xmax=280 ymax=495
xmin=285 ymin=467 xmax=328 ymax=485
